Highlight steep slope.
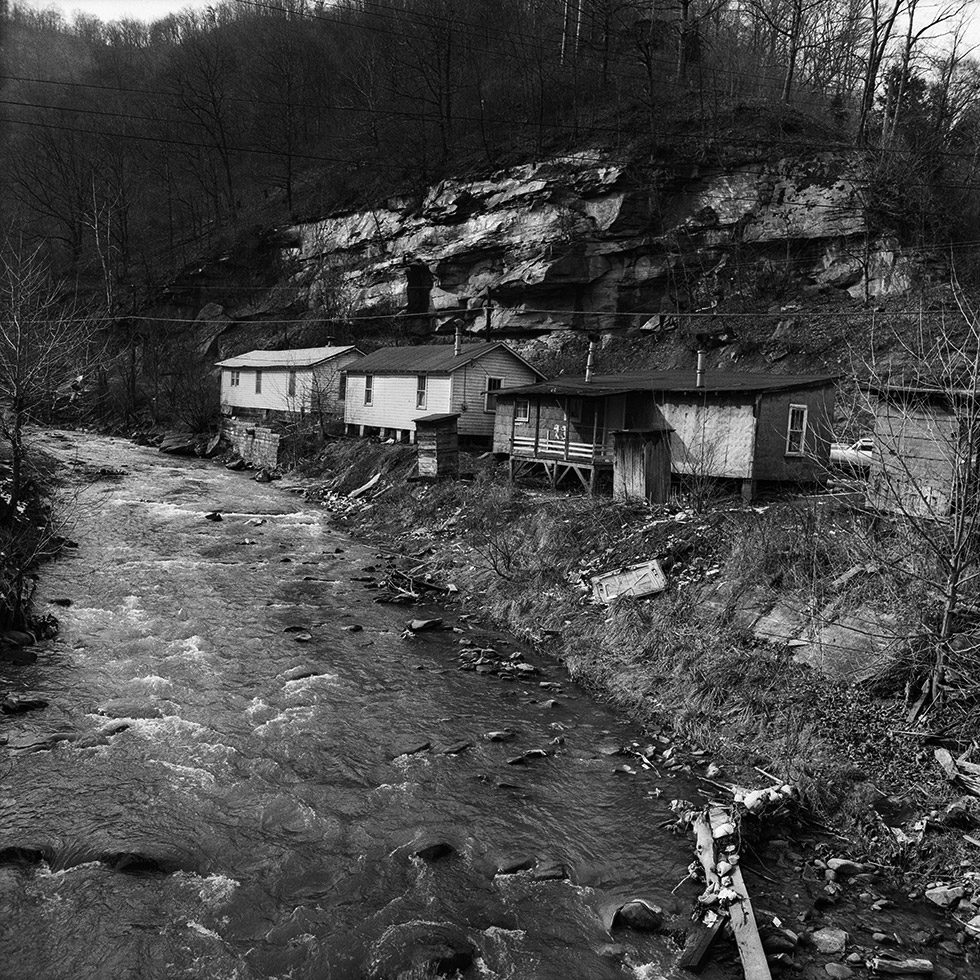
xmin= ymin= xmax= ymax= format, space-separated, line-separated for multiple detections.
xmin=283 ymin=147 xmax=914 ymax=338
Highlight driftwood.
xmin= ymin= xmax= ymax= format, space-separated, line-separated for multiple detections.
xmin=691 ymin=807 xmax=772 ymax=980
xmin=935 ymin=748 xmax=980 ymax=797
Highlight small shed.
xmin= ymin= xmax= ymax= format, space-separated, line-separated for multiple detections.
xmin=613 ymin=425 xmax=672 ymax=504
xmin=415 ymin=413 xmax=460 ymax=478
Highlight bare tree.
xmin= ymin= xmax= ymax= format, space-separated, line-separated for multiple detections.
xmin=0 ymin=239 xmax=99 ymax=516
xmin=850 ymin=287 xmax=980 ymax=711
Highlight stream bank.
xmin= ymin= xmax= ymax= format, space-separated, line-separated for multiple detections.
xmin=283 ymin=437 xmax=980 ymax=979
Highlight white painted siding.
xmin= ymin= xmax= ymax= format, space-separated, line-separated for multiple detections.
xmin=660 ymin=400 xmax=756 ymax=479
xmin=221 ymin=366 xmax=306 ymax=412
xmin=220 ymin=351 xmax=363 ymax=414
xmin=448 ymin=349 xmax=541 ymax=436
xmin=345 ymin=374 xmax=452 ymax=431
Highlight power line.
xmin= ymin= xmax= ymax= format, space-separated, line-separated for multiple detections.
xmin=13 ymin=99 xmax=980 ymax=215
xmin=72 ymin=306 xmax=980 ymax=326
xmin=9 ymin=68 xmax=980 ymax=209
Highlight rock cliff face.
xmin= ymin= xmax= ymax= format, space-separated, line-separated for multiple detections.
xmin=285 ymin=148 xmax=912 ymax=337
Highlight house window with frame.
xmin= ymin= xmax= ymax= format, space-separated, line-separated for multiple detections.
xmin=515 ymin=397 xmax=530 ymax=423
xmin=364 ymin=374 xmax=373 ymax=405
xmin=255 ymin=370 xmax=262 ymax=395
xmin=338 ymin=372 xmax=347 ymax=401
xmin=566 ymin=397 xmax=583 ymax=423
xmin=416 ymin=374 xmax=427 ymax=410
xmin=786 ymin=404 xmax=808 ymax=456
xmin=287 ymin=371 xmax=297 ymax=398
xmin=230 ymin=369 xmax=240 ymax=387
xmin=484 ymin=377 xmax=503 ymax=413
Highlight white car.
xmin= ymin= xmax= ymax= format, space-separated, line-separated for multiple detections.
xmin=830 ymin=438 xmax=874 ymax=470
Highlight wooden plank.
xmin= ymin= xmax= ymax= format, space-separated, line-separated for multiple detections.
xmin=679 ymin=919 xmax=725 ymax=972
xmin=706 ymin=807 xmax=772 ymax=980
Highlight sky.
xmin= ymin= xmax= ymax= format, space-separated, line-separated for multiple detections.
xmin=16 ymin=0 xmax=980 ymax=55
xmin=19 ymin=1 xmax=217 ymax=22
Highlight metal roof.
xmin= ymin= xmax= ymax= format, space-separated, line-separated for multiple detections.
xmin=414 ymin=412 xmax=462 ymax=424
xmin=346 ymin=342 xmax=545 ymax=377
xmin=500 ymin=370 xmax=837 ymax=398
xmin=215 ymin=346 xmax=361 ymax=369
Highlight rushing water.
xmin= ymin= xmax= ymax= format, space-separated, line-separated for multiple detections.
xmin=0 ymin=431 xmax=722 ymax=980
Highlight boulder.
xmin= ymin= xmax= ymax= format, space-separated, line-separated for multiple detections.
xmin=925 ymin=884 xmax=965 ymax=908
xmin=203 ymin=433 xmax=224 ymax=458
xmin=254 ymin=469 xmax=273 ymax=483
xmin=438 ymin=740 xmax=474 ymax=755
xmin=496 ymin=857 xmax=535 ymax=875
xmin=484 ymin=729 xmax=516 ymax=742
xmin=368 ymin=925 xmax=474 ymax=980
xmin=2 ymin=630 xmax=35 ymax=646
xmin=412 ymin=841 xmax=455 ymax=862
xmin=825 ymin=965 xmax=854 ymax=979
xmin=827 ymin=858 xmax=865 ymax=876
xmin=390 ymin=740 xmax=431 ymax=759
xmin=533 ymin=860 xmax=569 ymax=881
xmin=811 ymin=928 xmax=848 ymax=954
xmin=612 ymin=899 xmax=665 ymax=933
xmin=96 ymin=699 xmax=166 ymax=720
xmin=1 ymin=696 xmax=48 ymax=715
xmin=408 ymin=618 xmax=443 ymax=632
xmin=225 ymin=457 xmax=246 ymax=471
xmin=158 ymin=432 xmax=199 ymax=456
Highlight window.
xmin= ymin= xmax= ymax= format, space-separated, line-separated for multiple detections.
xmin=566 ymin=397 xmax=582 ymax=423
xmin=364 ymin=374 xmax=373 ymax=405
xmin=338 ymin=372 xmax=347 ymax=401
xmin=786 ymin=404 xmax=808 ymax=456
xmin=288 ymin=370 xmax=296 ymax=397
xmin=515 ymin=397 xmax=530 ymax=423
xmin=416 ymin=374 xmax=427 ymax=410
xmin=255 ymin=370 xmax=262 ymax=395
xmin=230 ymin=369 xmax=240 ymax=387
xmin=484 ymin=377 xmax=503 ymax=412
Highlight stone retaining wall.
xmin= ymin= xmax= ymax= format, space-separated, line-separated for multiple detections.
xmin=222 ymin=418 xmax=281 ymax=469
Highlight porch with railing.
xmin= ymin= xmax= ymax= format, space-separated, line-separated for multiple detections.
xmin=510 ymin=432 xmax=613 ymax=463
xmin=507 ymin=431 xmax=613 ymax=491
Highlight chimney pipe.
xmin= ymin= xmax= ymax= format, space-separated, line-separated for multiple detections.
xmin=585 ymin=335 xmax=597 ymax=383
xmin=454 ymin=324 xmax=462 ymax=356
xmin=696 ymin=349 xmax=706 ymax=388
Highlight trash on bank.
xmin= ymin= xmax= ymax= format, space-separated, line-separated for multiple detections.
xmin=591 ymin=558 xmax=667 ymax=604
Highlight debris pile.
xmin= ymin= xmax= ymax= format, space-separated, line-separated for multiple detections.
xmin=675 ymin=782 xmax=797 ymax=979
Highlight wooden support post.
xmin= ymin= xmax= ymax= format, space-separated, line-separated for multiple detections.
xmin=563 ymin=397 xmax=571 ymax=461
xmin=741 ymin=479 xmax=755 ymax=503
xmin=534 ymin=397 xmax=541 ymax=456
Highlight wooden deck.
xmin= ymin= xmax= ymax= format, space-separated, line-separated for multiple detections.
xmin=507 ymin=435 xmax=612 ymax=491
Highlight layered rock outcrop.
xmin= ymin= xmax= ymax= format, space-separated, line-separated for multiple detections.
xmin=284 ymin=148 xmax=912 ymax=337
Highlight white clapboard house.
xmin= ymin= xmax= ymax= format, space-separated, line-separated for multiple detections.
xmin=343 ymin=341 xmax=544 ymax=441
xmin=216 ymin=346 xmax=364 ymax=420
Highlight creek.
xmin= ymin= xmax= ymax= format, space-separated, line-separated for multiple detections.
xmin=0 ymin=431 xmax=729 ymax=980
